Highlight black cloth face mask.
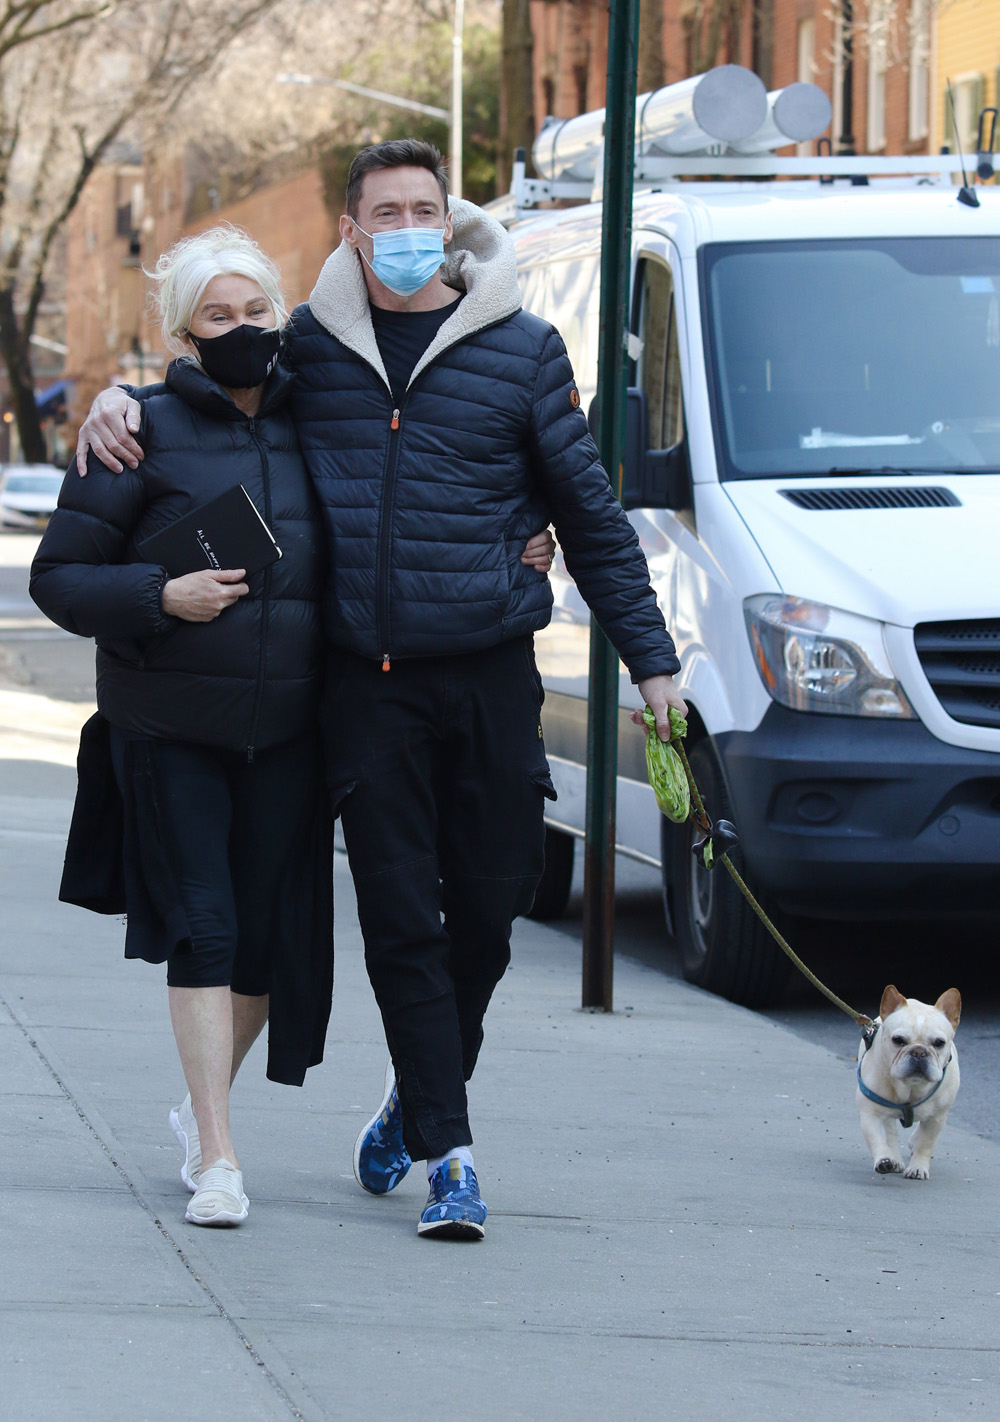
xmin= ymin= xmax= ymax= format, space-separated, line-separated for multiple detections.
xmin=187 ymin=323 xmax=281 ymax=389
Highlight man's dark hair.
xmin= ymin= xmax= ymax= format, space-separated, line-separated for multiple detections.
xmin=345 ymin=139 xmax=449 ymax=218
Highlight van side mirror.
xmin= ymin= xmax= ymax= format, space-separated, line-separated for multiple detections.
xmin=589 ymin=388 xmax=689 ymax=511
xmin=641 ymin=444 xmax=690 ymax=511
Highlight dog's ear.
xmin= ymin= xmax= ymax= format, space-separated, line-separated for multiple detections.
xmin=934 ymin=988 xmax=961 ymax=1029
xmin=880 ymin=984 xmax=907 ymax=1018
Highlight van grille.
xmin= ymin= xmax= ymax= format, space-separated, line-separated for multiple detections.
xmin=780 ymin=486 xmax=960 ymax=511
xmin=913 ymin=619 xmax=1000 ymax=729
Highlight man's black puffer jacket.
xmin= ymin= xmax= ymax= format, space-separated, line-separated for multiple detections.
xmin=30 ymin=360 xmax=325 ymax=753
xmin=285 ymin=198 xmax=680 ymax=682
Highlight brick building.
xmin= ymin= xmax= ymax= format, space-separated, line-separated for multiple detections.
xmin=530 ymin=0 xmax=934 ymax=159
xmin=532 ymin=0 xmax=703 ymax=120
xmin=64 ymin=153 xmax=148 ymax=425
xmin=771 ymin=0 xmax=933 ymax=155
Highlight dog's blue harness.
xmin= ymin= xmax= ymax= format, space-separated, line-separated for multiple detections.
xmin=857 ymin=1023 xmax=952 ymax=1128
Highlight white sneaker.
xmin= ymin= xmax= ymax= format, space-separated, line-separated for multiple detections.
xmin=168 ymin=1095 xmax=201 ymax=1194
xmin=184 ymin=1158 xmax=249 ymax=1227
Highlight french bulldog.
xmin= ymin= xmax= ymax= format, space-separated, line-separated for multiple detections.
xmin=856 ymin=984 xmax=961 ymax=1180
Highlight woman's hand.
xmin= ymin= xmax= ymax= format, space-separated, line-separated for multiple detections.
xmin=521 ymin=527 xmax=556 ymax=572
xmin=161 ymin=569 xmax=249 ymax=622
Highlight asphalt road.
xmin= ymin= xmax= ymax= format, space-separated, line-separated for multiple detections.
xmin=0 ymin=531 xmax=96 ymax=702
xmin=4 ymin=526 xmax=998 ymax=1146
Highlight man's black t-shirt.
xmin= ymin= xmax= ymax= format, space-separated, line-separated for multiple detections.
xmin=370 ymin=297 xmax=462 ymax=406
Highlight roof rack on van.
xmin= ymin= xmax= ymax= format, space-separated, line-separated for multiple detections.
xmin=486 ymin=152 xmax=979 ymax=227
xmin=485 ymin=64 xmax=992 ymax=228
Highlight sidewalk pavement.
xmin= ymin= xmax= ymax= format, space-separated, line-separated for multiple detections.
xmin=2 ymin=699 xmax=998 ymax=1421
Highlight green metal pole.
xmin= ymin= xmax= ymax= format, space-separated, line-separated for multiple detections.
xmin=581 ymin=0 xmax=639 ymax=1011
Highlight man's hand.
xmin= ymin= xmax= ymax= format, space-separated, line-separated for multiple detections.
xmin=161 ymin=570 xmax=249 ymax=623
xmin=521 ymin=527 xmax=556 ymax=572
xmin=76 ymin=387 xmax=144 ymax=475
xmin=633 ymin=674 xmax=688 ymax=740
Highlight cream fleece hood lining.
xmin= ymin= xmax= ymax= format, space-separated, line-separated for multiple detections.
xmin=307 ymin=197 xmax=524 ymax=393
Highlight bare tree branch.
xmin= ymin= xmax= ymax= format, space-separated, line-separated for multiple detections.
xmin=0 ymin=0 xmax=282 ymax=458
xmin=0 ymin=1 xmax=120 ymax=60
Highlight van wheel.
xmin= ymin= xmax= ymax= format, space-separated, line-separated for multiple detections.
xmin=527 ymin=826 xmax=576 ymax=920
xmin=665 ymin=740 xmax=791 ymax=1008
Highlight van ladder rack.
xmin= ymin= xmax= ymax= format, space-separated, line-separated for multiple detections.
xmin=487 ymin=152 xmax=987 ymax=226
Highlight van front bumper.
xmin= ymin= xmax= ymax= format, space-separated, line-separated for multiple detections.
xmin=717 ymin=704 xmax=1000 ymax=920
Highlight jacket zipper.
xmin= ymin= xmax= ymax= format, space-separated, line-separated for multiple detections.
xmin=367 ymin=319 xmax=508 ymax=672
xmin=377 ymin=403 xmax=404 ymax=670
xmin=246 ymin=417 xmax=272 ymax=760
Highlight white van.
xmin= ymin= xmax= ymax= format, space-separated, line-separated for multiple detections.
xmin=504 ymin=152 xmax=1000 ymax=1006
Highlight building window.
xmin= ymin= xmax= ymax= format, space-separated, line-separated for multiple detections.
xmin=797 ymin=19 xmax=816 ymax=154
xmin=798 ymin=18 xmax=816 ymax=83
xmin=908 ymin=0 xmax=929 ymax=140
xmin=832 ymin=11 xmax=844 ymax=146
xmin=867 ymin=3 xmax=887 ymax=152
xmin=573 ymin=62 xmax=588 ymax=116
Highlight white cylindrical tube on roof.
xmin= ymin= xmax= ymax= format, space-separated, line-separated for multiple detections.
xmin=533 ymin=65 xmax=771 ymax=180
xmin=636 ymin=65 xmax=768 ymax=155
xmin=533 ymin=109 xmax=606 ymax=182
xmin=729 ymin=82 xmax=833 ymax=153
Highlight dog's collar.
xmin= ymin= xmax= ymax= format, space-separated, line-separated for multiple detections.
xmin=856 ymin=1054 xmax=952 ymax=1129
xmin=861 ymin=1017 xmax=881 ymax=1054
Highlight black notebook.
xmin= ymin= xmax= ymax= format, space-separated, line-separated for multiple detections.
xmin=136 ymin=484 xmax=282 ymax=578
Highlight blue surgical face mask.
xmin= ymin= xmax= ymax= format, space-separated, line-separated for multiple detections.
xmin=354 ymin=223 xmax=446 ymax=297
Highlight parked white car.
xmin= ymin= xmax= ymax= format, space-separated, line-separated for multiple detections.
xmin=501 ymin=92 xmax=1000 ymax=1007
xmin=0 ymin=463 xmax=64 ymax=530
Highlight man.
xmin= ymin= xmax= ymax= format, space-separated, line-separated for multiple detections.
xmin=78 ymin=139 xmax=686 ymax=1242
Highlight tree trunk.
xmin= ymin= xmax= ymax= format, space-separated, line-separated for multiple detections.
xmin=499 ymin=0 xmax=536 ymax=191
xmin=0 ymin=286 xmax=47 ymax=463
xmin=704 ymin=0 xmax=726 ymax=71
xmin=637 ymin=0 xmax=664 ymax=95
xmin=752 ymin=0 xmax=774 ymax=89
xmin=726 ymin=0 xmax=742 ymax=67
xmin=685 ymin=2 xmax=703 ymax=76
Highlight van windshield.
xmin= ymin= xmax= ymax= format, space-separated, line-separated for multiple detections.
xmin=702 ymin=237 xmax=1000 ymax=478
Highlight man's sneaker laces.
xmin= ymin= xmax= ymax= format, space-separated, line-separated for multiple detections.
xmin=417 ymin=1157 xmax=487 ymax=1240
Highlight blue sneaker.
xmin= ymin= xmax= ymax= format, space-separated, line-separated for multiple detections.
xmin=353 ymin=1062 xmax=411 ymax=1195
xmin=417 ymin=1158 xmax=487 ymax=1240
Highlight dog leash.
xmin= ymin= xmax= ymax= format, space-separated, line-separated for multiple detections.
xmin=670 ymin=734 xmax=876 ymax=1040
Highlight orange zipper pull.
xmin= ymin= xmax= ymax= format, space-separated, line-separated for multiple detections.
xmin=390 ymin=409 xmax=400 ymax=431
xmin=382 ymin=654 xmax=391 ymax=672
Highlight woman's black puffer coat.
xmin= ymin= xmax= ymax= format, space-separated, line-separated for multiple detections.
xmin=30 ymin=360 xmax=325 ymax=754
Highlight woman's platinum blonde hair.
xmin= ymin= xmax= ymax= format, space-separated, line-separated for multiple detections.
xmin=147 ymin=224 xmax=289 ymax=356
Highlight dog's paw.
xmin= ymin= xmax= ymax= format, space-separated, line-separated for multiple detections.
xmin=874 ymin=1156 xmax=904 ymax=1174
xmin=903 ymin=1163 xmax=930 ymax=1180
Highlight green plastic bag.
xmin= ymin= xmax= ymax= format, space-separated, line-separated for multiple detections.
xmin=643 ymin=705 xmax=690 ymax=824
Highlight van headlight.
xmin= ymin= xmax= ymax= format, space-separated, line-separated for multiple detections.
xmin=743 ymin=595 xmax=915 ymax=718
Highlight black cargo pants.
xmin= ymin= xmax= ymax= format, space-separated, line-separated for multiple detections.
xmin=323 ymin=637 xmax=556 ymax=1160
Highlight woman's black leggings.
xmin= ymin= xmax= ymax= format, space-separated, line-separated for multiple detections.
xmin=111 ymin=732 xmax=321 ymax=991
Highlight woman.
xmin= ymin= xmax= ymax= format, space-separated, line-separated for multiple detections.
xmin=30 ymin=227 xmax=332 ymax=1227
